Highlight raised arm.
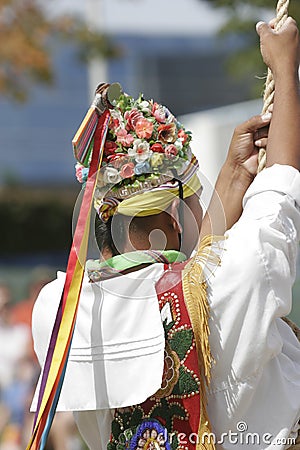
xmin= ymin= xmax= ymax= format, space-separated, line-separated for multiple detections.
xmin=256 ymin=17 xmax=300 ymax=170
xmin=201 ymin=18 xmax=300 ymax=238
xmin=200 ymin=113 xmax=272 ymax=237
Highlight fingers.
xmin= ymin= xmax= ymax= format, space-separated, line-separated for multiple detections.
xmin=254 ymin=125 xmax=269 ymax=141
xmin=256 ymin=16 xmax=297 ymax=36
xmin=236 ymin=112 xmax=271 ymax=134
xmin=268 ymin=18 xmax=276 ymax=29
xmin=280 ymin=16 xmax=298 ymax=32
xmin=256 ymin=21 xmax=271 ymax=37
xmin=254 ymin=137 xmax=268 ymax=148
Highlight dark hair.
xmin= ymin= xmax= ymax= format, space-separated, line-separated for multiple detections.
xmin=95 ymin=214 xmax=125 ymax=256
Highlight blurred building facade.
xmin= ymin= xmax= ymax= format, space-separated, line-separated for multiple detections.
xmin=0 ymin=0 xmax=258 ymax=187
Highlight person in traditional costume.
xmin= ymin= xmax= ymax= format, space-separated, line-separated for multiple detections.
xmin=30 ymin=17 xmax=300 ymax=450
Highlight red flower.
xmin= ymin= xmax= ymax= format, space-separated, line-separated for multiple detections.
xmin=124 ymin=108 xmax=143 ymax=131
xmin=104 ymin=141 xmax=118 ymax=155
xmin=165 ymin=144 xmax=178 ymax=160
xmin=158 ymin=123 xmax=177 ymax=144
xmin=116 ymin=129 xmax=134 ymax=147
xmin=120 ymin=162 xmax=135 ymax=179
xmin=109 ymin=117 xmax=121 ymax=131
xmin=151 ymin=143 xmax=164 ymax=153
xmin=178 ymin=129 xmax=188 ymax=145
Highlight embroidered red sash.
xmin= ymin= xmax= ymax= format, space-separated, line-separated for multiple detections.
xmin=107 ymin=260 xmax=207 ymax=450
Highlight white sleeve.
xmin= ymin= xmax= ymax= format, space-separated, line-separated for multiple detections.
xmin=208 ymin=164 xmax=300 ymax=383
xmin=242 ymin=164 xmax=300 ymax=287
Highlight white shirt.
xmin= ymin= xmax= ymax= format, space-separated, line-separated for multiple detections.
xmin=31 ymin=164 xmax=300 ymax=450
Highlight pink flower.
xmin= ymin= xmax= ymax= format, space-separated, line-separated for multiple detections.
xmin=116 ymin=129 xmax=134 ymax=147
xmin=120 ymin=162 xmax=135 ymax=179
xmin=107 ymin=153 xmax=129 ymax=169
xmin=135 ymin=118 xmax=154 ymax=139
xmin=165 ymin=144 xmax=178 ymax=160
xmin=152 ymin=102 xmax=167 ymax=123
xmin=75 ymin=163 xmax=84 ymax=183
xmin=125 ymin=108 xmax=143 ymax=131
xmin=151 ymin=143 xmax=164 ymax=153
xmin=158 ymin=123 xmax=177 ymax=144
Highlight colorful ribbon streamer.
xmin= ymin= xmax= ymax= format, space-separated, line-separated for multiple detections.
xmin=26 ymin=110 xmax=110 ymax=450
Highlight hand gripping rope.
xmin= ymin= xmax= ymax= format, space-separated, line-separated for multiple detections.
xmin=257 ymin=0 xmax=290 ymax=173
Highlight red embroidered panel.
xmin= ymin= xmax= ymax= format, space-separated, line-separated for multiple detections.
xmin=108 ymin=261 xmax=201 ymax=450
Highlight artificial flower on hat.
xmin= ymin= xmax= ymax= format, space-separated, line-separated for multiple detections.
xmin=75 ymin=90 xmax=201 ymax=222
xmin=75 ymin=92 xmax=193 ymax=194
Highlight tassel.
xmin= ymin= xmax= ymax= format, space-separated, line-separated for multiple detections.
xmin=182 ymin=235 xmax=224 ymax=450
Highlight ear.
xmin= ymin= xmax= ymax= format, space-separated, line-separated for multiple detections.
xmin=169 ymin=198 xmax=182 ymax=234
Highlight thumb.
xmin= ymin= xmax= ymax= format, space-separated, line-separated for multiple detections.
xmin=256 ymin=21 xmax=270 ymax=37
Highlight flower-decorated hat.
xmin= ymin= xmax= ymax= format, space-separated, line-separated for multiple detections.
xmin=73 ymin=83 xmax=201 ymax=222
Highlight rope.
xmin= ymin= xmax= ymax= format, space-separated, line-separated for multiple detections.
xmin=257 ymin=0 xmax=290 ymax=173
xmin=256 ymin=0 xmax=300 ymax=375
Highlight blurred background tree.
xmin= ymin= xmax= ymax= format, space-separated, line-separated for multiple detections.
xmin=0 ymin=0 xmax=117 ymax=102
xmin=202 ymin=0 xmax=300 ymax=95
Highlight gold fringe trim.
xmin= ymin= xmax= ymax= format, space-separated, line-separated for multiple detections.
xmin=182 ymin=234 xmax=224 ymax=450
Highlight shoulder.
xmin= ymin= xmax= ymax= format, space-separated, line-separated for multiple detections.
xmin=32 ymin=272 xmax=65 ymax=317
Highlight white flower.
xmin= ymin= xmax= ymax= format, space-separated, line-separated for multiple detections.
xmin=166 ymin=111 xmax=175 ymax=124
xmin=174 ymin=139 xmax=183 ymax=152
xmin=110 ymin=108 xmax=125 ymax=131
xmin=139 ymin=100 xmax=151 ymax=114
xmin=128 ymin=139 xmax=152 ymax=163
xmin=103 ymin=167 xmax=122 ymax=184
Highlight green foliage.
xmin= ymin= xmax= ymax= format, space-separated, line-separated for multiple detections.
xmin=169 ymin=329 xmax=194 ymax=361
xmin=202 ymin=0 xmax=300 ymax=96
xmin=0 ymin=0 xmax=118 ymax=102
xmin=0 ymin=187 xmax=77 ymax=255
xmin=150 ymin=398 xmax=187 ymax=431
xmin=172 ymin=366 xmax=199 ymax=396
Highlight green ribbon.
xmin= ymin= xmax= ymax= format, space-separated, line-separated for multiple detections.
xmin=86 ymin=250 xmax=187 ymax=282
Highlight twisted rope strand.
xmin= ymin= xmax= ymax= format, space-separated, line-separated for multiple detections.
xmin=257 ymin=0 xmax=290 ymax=173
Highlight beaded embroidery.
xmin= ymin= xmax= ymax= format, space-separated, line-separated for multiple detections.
xmin=108 ymin=262 xmax=203 ymax=450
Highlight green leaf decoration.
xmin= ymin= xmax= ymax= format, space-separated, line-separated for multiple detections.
xmin=169 ymin=404 xmax=188 ymax=421
xmin=170 ymin=434 xmax=179 ymax=450
xmin=122 ymin=411 xmax=131 ymax=427
xmin=172 ymin=366 xmax=199 ymax=396
xmin=118 ymin=433 xmax=127 ymax=444
xmin=169 ymin=329 xmax=193 ymax=361
xmin=150 ymin=399 xmax=172 ymax=430
xmin=107 ymin=442 xmax=116 ymax=450
xmin=129 ymin=408 xmax=143 ymax=427
xmin=111 ymin=420 xmax=122 ymax=441
xmin=116 ymin=444 xmax=126 ymax=450
xmin=150 ymin=404 xmax=167 ymax=421
xmin=123 ymin=428 xmax=135 ymax=441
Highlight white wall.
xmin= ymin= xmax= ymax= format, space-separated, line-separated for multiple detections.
xmin=180 ymin=99 xmax=263 ymax=208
